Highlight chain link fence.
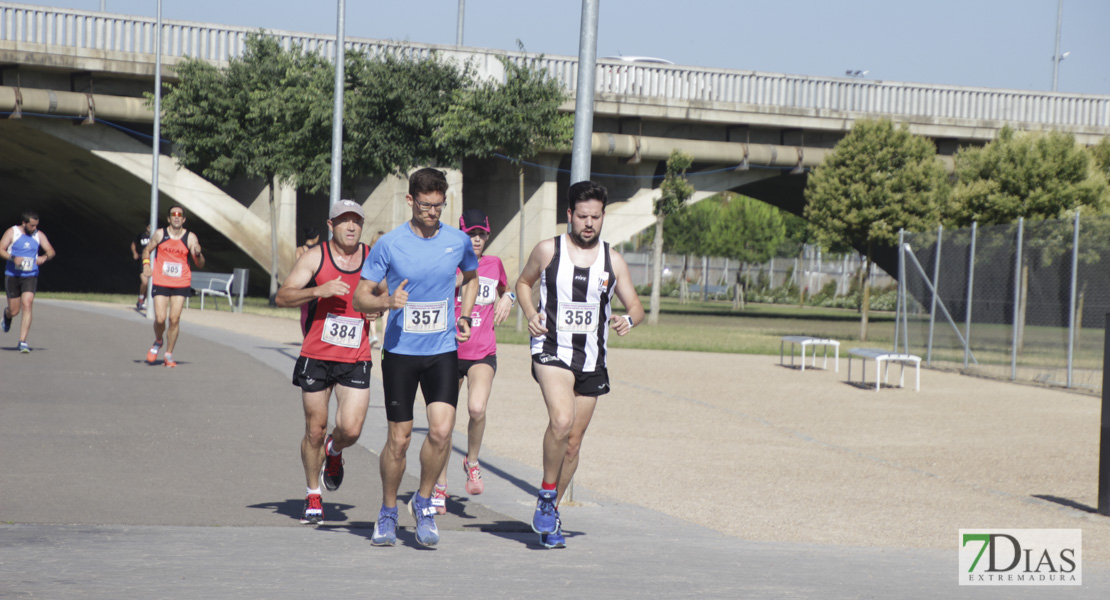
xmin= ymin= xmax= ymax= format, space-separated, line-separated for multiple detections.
xmin=898 ymin=212 xmax=1110 ymax=393
xmin=622 ymin=248 xmax=893 ymax=300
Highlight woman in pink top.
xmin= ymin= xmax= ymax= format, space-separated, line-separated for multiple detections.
xmin=434 ymin=209 xmax=515 ymax=513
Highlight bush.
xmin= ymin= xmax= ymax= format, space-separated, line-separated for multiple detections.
xmin=635 ymin=278 xmax=680 ymax=298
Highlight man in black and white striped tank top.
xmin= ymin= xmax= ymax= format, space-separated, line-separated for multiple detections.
xmin=516 ymin=181 xmax=645 ymax=548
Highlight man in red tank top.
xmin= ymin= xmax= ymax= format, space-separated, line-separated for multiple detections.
xmin=140 ymin=205 xmax=205 ymax=368
xmin=276 ymin=200 xmax=379 ymax=525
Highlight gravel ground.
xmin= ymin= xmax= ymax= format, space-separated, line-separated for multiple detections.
xmin=155 ymin=303 xmax=1110 ymax=565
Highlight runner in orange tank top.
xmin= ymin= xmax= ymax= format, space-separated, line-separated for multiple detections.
xmin=140 ymin=205 xmax=205 ymax=368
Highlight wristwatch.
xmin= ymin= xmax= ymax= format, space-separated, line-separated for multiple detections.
xmin=457 ymin=316 xmax=473 ymax=327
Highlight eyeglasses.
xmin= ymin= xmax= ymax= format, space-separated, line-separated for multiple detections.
xmin=170 ymin=211 xmax=184 ymax=217
xmin=414 ymin=199 xmax=446 ymax=212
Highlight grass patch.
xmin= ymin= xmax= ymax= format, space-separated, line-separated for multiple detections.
xmin=48 ymin=292 xmax=1097 ymax=366
xmin=493 ymin=296 xmax=894 ymax=355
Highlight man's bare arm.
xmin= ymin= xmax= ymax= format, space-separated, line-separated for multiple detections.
xmin=515 ymin=239 xmax=554 ymax=336
xmin=275 ymin=246 xmax=340 ymax=308
xmin=608 ymin=251 xmax=644 ymax=336
xmin=0 ymin=228 xmax=13 ymax=262
xmin=36 ymin=233 xmax=56 ymax=266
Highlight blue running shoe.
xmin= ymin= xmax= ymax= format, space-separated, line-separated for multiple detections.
xmin=371 ymin=506 xmax=398 ymax=546
xmin=1 ymin=310 xmax=10 ymax=333
xmin=408 ymin=492 xmax=440 ymax=546
xmin=18 ymin=341 xmax=30 ymax=353
xmin=532 ymin=489 xmax=559 ymax=534
xmin=539 ymin=518 xmax=566 ymax=548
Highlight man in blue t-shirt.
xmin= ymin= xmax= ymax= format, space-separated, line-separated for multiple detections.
xmin=353 ymin=168 xmax=479 ymax=547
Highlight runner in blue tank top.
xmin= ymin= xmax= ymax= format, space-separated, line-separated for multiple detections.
xmin=353 ymin=168 xmax=479 ymax=547
xmin=1 ymin=210 xmax=57 ymax=353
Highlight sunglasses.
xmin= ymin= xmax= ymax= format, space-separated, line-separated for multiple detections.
xmin=170 ymin=211 xmax=184 ymax=217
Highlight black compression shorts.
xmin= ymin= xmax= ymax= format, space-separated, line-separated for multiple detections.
xmin=381 ymin=349 xmax=459 ymax=422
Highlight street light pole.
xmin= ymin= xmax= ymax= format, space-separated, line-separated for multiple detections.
xmin=456 ymin=0 xmax=465 ymax=46
xmin=147 ymin=0 xmax=162 ymax=321
xmin=569 ymin=0 xmax=599 ymax=185
xmin=1052 ymin=0 xmax=1063 ymax=91
xmin=329 ymin=0 xmax=346 ymax=218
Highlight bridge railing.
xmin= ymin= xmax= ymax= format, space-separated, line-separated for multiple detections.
xmin=3 ymin=1 xmax=1109 ymax=129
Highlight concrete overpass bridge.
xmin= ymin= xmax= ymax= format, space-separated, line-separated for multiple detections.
xmin=3 ymin=1 xmax=1110 ymax=293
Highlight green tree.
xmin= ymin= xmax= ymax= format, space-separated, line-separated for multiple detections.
xmin=804 ymin=119 xmax=949 ymax=341
xmin=707 ymin=195 xmax=787 ymax=310
xmin=1090 ymin=138 xmax=1110 ymax=180
xmin=434 ymin=54 xmax=572 ymax=164
xmin=159 ymin=34 xmax=473 ymax=303
xmin=949 ymin=126 xmax=1107 ymax=225
xmin=649 ymin=150 xmax=694 ymax=325
xmin=664 ymin=195 xmax=721 ymax=303
xmin=160 ymin=33 xmax=306 ymax=304
xmin=950 ymin=127 xmax=1110 ymax=350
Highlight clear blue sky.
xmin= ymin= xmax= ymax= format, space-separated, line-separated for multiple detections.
xmin=14 ymin=0 xmax=1110 ymax=95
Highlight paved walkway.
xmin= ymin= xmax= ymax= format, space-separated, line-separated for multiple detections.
xmin=0 ymin=301 xmax=1106 ymax=598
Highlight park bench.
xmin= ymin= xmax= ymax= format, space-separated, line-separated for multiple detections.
xmin=780 ymin=336 xmax=840 ymax=372
xmin=846 ymin=348 xmax=921 ymax=391
xmin=187 ymin=271 xmax=235 ymax=311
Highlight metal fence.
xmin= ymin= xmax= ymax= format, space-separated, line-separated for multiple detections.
xmin=622 ymin=247 xmax=893 ymax=297
xmin=896 ymin=212 xmax=1110 ymax=393
xmin=2 ymin=1 xmax=1109 ymax=128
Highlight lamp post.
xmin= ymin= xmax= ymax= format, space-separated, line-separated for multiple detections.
xmin=329 ymin=0 xmax=346 ymax=217
xmin=146 ymin=0 xmax=162 ymax=321
xmin=1051 ymin=0 xmax=1066 ymax=92
xmin=456 ymin=0 xmax=465 ymax=46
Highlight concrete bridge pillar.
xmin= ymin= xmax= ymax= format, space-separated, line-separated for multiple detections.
xmin=474 ymin=156 xmax=561 ymax=278
xmin=244 ymin=180 xmax=297 ymax=281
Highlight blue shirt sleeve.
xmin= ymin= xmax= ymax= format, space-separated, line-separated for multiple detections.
xmin=459 ymin=235 xmax=479 ymax=272
xmin=362 ymin=241 xmax=388 ymax=283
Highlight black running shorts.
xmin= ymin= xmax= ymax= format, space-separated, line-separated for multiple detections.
xmin=5 ymin=276 xmax=37 ymax=299
xmin=152 ymin=285 xmax=192 ymax=297
xmin=531 ymin=353 xmax=611 ymax=397
xmin=381 ymin=349 xmax=459 ymax=422
xmin=457 ymin=354 xmax=497 ymax=380
xmin=292 ymin=356 xmax=372 ymax=392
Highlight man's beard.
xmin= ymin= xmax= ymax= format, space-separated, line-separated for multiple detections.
xmin=569 ymin=228 xmax=600 ymax=248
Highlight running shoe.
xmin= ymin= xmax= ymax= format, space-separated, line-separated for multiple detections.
xmin=463 ymin=458 xmax=484 ymax=495
xmin=532 ymin=489 xmax=559 ymax=535
xmin=432 ymin=484 xmax=447 ymax=515
xmin=145 ymin=339 xmax=162 ymax=364
xmin=18 ymin=341 xmax=30 ymax=353
xmin=1 ymin=310 xmax=10 ymax=333
xmin=300 ymin=493 xmax=323 ymax=525
xmin=408 ymin=492 xmax=440 ymax=546
xmin=539 ymin=517 xmax=566 ymax=549
xmin=164 ymin=354 xmax=177 ymax=368
xmin=371 ymin=506 xmax=398 ymax=546
xmin=320 ymin=434 xmax=344 ymax=491
xmin=135 ymin=299 xmax=143 ymax=311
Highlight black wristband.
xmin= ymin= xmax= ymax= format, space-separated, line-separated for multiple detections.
xmin=457 ymin=316 xmax=472 ymax=327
